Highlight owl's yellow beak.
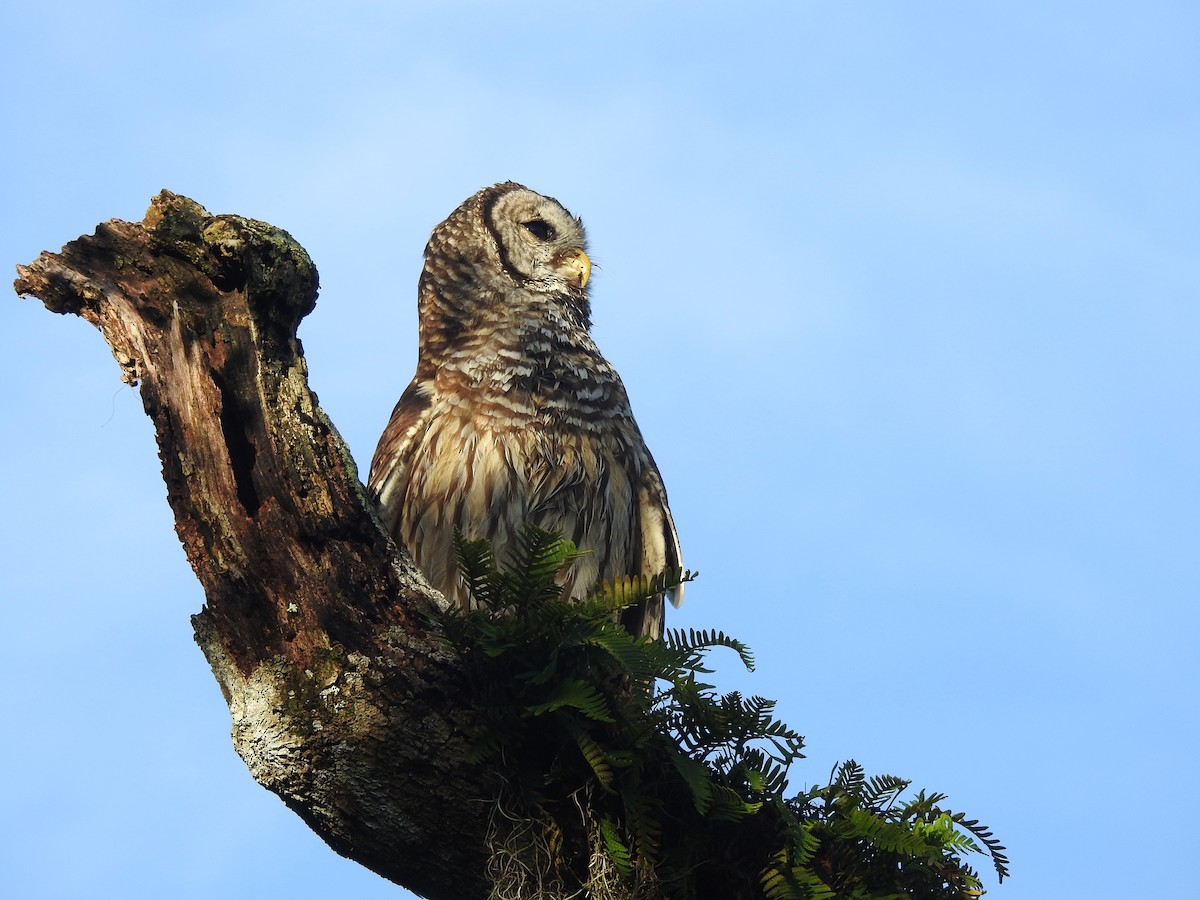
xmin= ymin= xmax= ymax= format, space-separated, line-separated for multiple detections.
xmin=560 ymin=248 xmax=591 ymax=289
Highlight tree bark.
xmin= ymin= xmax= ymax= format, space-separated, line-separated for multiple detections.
xmin=14 ymin=193 xmax=497 ymax=900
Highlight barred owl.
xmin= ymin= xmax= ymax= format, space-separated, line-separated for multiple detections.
xmin=368 ymin=182 xmax=682 ymax=638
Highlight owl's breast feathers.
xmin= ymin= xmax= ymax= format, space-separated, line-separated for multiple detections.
xmin=368 ymin=331 xmax=682 ymax=636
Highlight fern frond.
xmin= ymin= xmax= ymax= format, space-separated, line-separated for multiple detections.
xmin=666 ymin=746 xmax=714 ymax=814
xmin=665 ymin=627 xmax=756 ymax=671
xmin=453 ymin=530 xmax=500 ymax=606
xmin=760 ymin=852 xmax=799 ymax=900
xmin=526 ymin=678 xmax=615 ymax=723
xmin=760 ymin=853 xmax=838 ymax=900
xmin=706 ymin=783 xmax=761 ymax=822
xmin=845 ymin=805 xmax=943 ymax=860
xmin=503 ymin=525 xmax=580 ymax=606
xmin=593 ymin=567 xmax=693 ymax=606
xmin=561 ymin=719 xmax=616 ymax=789
xmin=619 ymin=782 xmax=663 ymax=862
xmin=948 ymin=812 xmax=1010 ymax=882
xmin=833 ymin=759 xmax=866 ymax=797
xmin=863 ymin=773 xmax=910 ymax=809
xmin=598 ymin=816 xmax=634 ymax=878
xmin=583 ymin=627 xmax=658 ymax=682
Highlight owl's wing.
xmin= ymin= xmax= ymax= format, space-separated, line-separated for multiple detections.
xmin=643 ymin=462 xmax=684 ymax=604
xmin=622 ymin=456 xmax=683 ymax=640
xmin=368 ymin=379 xmax=433 ymax=533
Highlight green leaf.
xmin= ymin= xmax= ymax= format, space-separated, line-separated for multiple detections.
xmin=526 ymin=678 xmax=615 ymax=723
xmin=666 ymin=745 xmax=714 ymax=814
xmin=598 ymin=816 xmax=633 ymax=878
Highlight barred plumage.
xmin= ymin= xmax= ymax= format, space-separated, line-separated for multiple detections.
xmin=369 ymin=182 xmax=682 ymax=638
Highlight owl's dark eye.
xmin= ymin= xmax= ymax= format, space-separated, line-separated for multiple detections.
xmin=521 ymin=219 xmax=555 ymax=241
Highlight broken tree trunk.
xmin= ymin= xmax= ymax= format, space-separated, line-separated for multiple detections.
xmin=14 ymin=192 xmax=495 ymax=900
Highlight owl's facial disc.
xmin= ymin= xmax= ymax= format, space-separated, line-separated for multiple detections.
xmin=487 ymin=187 xmax=589 ymax=292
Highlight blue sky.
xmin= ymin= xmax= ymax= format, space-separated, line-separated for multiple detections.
xmin=2 ymin=2 xmax=1196 ymax=897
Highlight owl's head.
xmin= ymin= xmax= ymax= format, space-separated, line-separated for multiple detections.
xmin=421 ymin=182 xmax=593 ymax=336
